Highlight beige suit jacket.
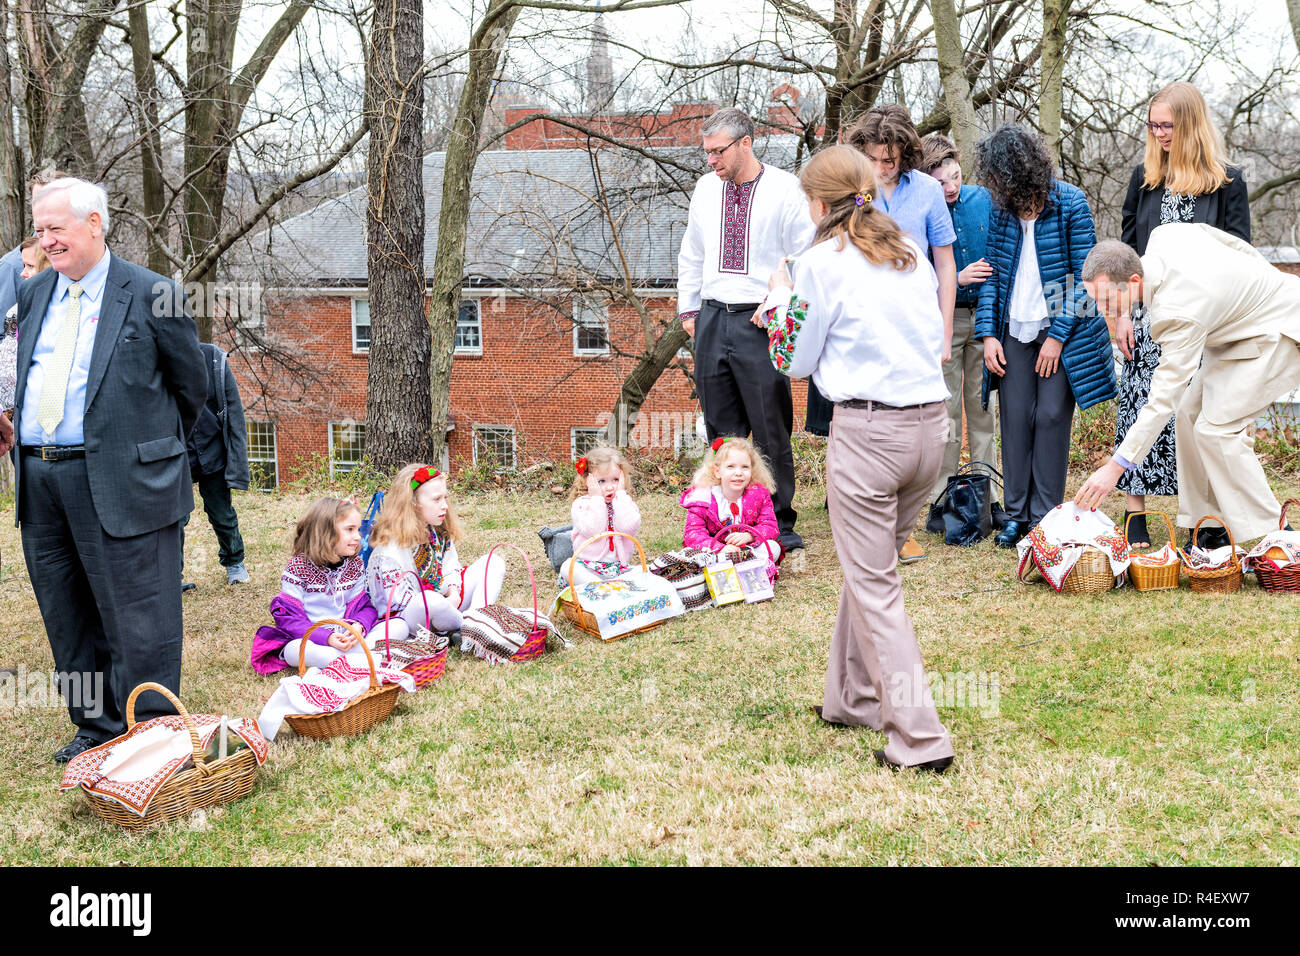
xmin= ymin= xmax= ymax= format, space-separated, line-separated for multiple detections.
xmin=1117 ymin=223 xmax=1300 ymax=464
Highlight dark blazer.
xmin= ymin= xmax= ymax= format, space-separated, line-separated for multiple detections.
xmin=188 ymin=342 xmax=250 ymax=489
xmin=13 ymin=252 xmax=207 ymax=536
xmin=1121 ymin=163 xmax=1250 ymax=256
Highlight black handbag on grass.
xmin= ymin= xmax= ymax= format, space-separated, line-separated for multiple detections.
xmin=932 ymin=462 xmax=1004 ymax=546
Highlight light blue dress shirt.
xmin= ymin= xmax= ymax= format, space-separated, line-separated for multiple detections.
xmin=19 ymin=248 xmax=113 ymax=446
xmin=873 ymin=169 xmax=956 ymax=256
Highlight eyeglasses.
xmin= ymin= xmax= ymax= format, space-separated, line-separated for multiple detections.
xmin=703 ymin=137 xmax=740 ymax=159
xmin=1145 ymin=121 xmax=1175 ymax=134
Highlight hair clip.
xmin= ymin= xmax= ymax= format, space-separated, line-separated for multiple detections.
xmin=711 ymin=437 xmax=732 ymax=453
xmin=410 ymin=466 xmax=442 ymax=491
xmin=575 ymin=456 xmax=588 ymax=476
xmin=854 ymin=192 xmax=872 ymax=207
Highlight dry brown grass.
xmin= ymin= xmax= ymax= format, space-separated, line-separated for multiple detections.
xmin=1 ymin=474 xmax=1298 ymax=865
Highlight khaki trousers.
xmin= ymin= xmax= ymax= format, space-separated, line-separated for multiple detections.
xmin=933 ymin=306 xmax=998 ymax=499
xmin=822 ymin=400 xmax=955 ymax=766
xmin=1175 ymin=336 xmax=1300 ymax=540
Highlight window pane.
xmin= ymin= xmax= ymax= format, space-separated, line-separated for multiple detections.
xmin=353 ymin=299 xmax=370 ymax=351
xmin=455 ymin=300 xmax=480 ymax=351
xmin=572 ymin=427 xmax=603 ymax=459
xmin=246 ymin=421 xmax=278 ymax=490
xmin=574 ymin=298 xmax=607 ymax=353
xmin=474 ymin=426 xmax=515 ymax=470
xmin=330 ymin=421 xmax=366 ymax=475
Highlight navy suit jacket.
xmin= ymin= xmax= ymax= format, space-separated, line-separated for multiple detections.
xmin=13 ymin=252 xmax=206 ymax=536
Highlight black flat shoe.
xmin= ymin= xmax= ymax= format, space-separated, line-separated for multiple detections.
xmin=994 ymin=520 xmax=1023 ymax=548
xmin=811 ymin=704 xmax=847 ymax=728
xmin=1123 ymin=510 xmax=1150 ymax=550
xmin=53 ymin=734 xmax=100 ymax=764
xmin=874 ymin=748 xmax=954 ymax=774
xmin=1187 ymin=527 xmax=1229 ymax=551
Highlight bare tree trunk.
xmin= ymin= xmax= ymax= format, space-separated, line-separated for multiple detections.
xmin=605 ymin=321 xmax=690 ymax=446
xmin=1289 ymin=0 xmax=1300 ymax=54
xmin=932 ymin=0 xmax=977 ymax=171
xmin=126 ymin=0 xmax=168 ymax=275
xmin=0 ymin=0 xmax=25 ymax=246
xmin=428 ymin=0 xmax=520 ymax=467
xmin=364 ymin=0 xmax=430 ymax=473
xmin=1040 ymin=0 xmax=1069 ymax=164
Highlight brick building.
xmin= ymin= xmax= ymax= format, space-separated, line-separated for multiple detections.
xmin=222 ymin=108 xmax=811 ymax=487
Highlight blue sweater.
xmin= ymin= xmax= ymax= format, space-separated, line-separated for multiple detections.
xmin=974 ymin=180 xmax=1116 ymax=410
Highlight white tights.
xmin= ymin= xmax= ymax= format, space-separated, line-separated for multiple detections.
xmin=280 ymin=619 xmax=410 ymax=670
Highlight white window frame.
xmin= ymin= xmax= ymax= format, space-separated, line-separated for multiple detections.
xmin=214 ymin=285 xmax=264 ymax=352
xmin=328 ymin=420 xmax=367 ymax=477
xmin=245 ymin=420 xmax=278 ymax=491
xmin=573 ymin=296 xmax=610 ymax=357
xmin=455 ymin=299 xmax=483 ymax=355
xmin=571 ymin=426 xmax=604 ymax=460
xmin=351 ymin=297 xmax=371 ymax=353
xmin=473 ymin=425 xmax=517 ymax=471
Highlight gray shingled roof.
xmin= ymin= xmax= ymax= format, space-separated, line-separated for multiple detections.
xmin=248 ymin=135 xmax=802 ymax=288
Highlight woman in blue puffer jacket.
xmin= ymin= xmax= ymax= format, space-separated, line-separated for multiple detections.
xmin=974 ymin=125 xmax=1117 ymax=547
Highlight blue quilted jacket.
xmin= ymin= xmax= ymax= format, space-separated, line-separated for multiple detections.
xmin=974 ymin=180 xmax=1117 ymax=410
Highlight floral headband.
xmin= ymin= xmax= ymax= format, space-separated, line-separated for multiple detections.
xmin=711 ymin=437 xmax=733 ymax=453
xmin=410 ymin=466 xmax=442 ymax=491
xmin=575 ymin=457 xmax=588 ymax=476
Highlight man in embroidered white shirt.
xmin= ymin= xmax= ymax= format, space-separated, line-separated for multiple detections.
xmin=678 ymin=108 xmax=816 ymax=551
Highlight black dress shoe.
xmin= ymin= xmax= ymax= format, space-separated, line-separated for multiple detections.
xmin=53 ymin=734 xmax=101 ymax=764
xmin=994 ymin=520 xmax=1023 ymax=548
xmin=181 ymin=581 xmax=197 ymax=594
xmin=1186 ymin=527 xmax=1229 ymax=551
xmin=811 ymin=704 xmax=848 ymax=728
xmin=925 ymin=505 xmax=945 ymax=536
xmin=778 ymin=531 xmax=805 ymax=552
xmin=874 ymin=748 xmax=954 ymax=774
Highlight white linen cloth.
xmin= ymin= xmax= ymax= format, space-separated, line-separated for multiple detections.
xmin=257 ymin=654 xmax=415 ymax=741
xmin=1244 ymin=530 xmax=1300 ymax=569
xmin=1016 ymin=502 xmax=1132 ymax=591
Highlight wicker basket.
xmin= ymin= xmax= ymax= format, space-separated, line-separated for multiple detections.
xmin=1178 ymin=515 xmax=1243 ymax=595
xmin=1125 ymin=510 xmax=1181 ymax=592
xmin=1060 ymin=548 xmax=1116 ymax=595
xmin=478 ymin=543 xmax=551 ymax=661
xmin=81 ymin=682 xmax=260 ymax=831
xmin=284 ymin=620 xmax=402 ymax=739
xmin=1256 ymin=499 xmax=1300 ymax=595
xmin=379 ymin=571 xmax=448 ymax=687
xmin=557 ymin=532 xmax=666 ymax=641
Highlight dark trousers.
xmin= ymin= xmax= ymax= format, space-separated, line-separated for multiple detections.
xmin=181 ymin=470 xmax=245 ymax=568
xmin=695 ymin=298 xmax=797 ymax=533
xmin=19 ymin=457 xmax=184 ymax=741
xmin=998 ymin=331 xmax=1075 ymax=527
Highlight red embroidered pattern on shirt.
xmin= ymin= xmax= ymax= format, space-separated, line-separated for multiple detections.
xmin=718 ymin=167 xmax=763 ymax=274
xmin=284 ymin=554 xmax=363 ymax=595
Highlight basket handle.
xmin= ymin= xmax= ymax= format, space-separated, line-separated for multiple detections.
xmin=1178 ymin=514 xmax=1238 ymax=565
xmin=1124 ymin=509 xmax=1176 ymax=549
xmin=484 ymin=543 xmax=541 ymax=630
xmin=1280 ymin=499 xmax=1299 ymax=531
xmin=382 ymin=570 xmax=432 ymax=664
xmin=711 ymin=522 xmax=762 ymax=546
xmin=567 ymin=532 xmax=649 ymax=615
xmin=300 ymin=619 xmax=379 ymax=690
xmin=125 ymin=681 xmax=209 ymax=777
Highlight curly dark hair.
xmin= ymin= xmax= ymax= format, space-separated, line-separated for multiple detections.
xmin=974 ymin=124 xmax=1055 ymax=218
xmin=845 ymin=104 xmax=923 ymax=174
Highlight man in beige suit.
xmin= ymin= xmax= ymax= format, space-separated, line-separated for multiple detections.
xmin=1075 ymin=223 xmax=1300 ymax=541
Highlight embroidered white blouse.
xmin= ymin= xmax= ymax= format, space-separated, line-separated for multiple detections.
xmin=677 ymin=163 xmax=816 ymax=319
xmin=762 ymin=236 xmax=948 ymax=406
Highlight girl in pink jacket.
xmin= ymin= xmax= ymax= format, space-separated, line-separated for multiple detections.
xmin=680 ymin=437 xmax=783 ymax=570
xmin=561 ymin=445 xmax=642 ymax=586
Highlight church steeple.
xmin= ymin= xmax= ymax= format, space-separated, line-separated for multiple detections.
xmin=585 ymin=9 xmax=614 ymax=113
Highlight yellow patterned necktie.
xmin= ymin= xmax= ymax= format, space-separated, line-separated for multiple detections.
xmin=36 ymin=282 xmax=85 ymax=438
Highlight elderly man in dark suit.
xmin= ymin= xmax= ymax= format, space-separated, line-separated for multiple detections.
xmin=0 ymin=177 xmax=205 ymax=762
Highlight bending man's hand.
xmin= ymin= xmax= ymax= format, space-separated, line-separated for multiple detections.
xmin=0 ymin=412 xmax=13 ymax=456
xmin=1073 ymin=460 xmax=1125 ymax=510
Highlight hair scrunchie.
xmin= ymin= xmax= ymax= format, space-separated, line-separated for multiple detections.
xmin=410 ymin=466 xmax=442 ymax=491
xmin=854 ymin=192 xmax=873 ymax=207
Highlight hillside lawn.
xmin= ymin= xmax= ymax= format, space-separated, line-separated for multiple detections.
xmin=1 ymin=471 xmax=1297 ymax=866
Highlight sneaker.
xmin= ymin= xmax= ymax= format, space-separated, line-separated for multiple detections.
xmin=226 ymin=563 xmax=250 ymax=585
xmin=925 ymin=505 xmax=944 ymax=536
xmin=899 ymin=535 xmax=926 ymax=564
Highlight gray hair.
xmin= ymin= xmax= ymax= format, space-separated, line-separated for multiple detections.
xmin=702 ymin=107 xmax=754 ymax=142
xmin=33 ymin=177 xmax=111 ymax=234
xmin=1082 ymin=239 xmax=1143 ymax=282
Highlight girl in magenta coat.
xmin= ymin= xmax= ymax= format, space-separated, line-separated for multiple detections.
xmin=680 ymin=437 xmax=783 ymax=573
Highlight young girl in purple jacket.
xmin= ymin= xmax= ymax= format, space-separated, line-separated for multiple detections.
xmin=249 ymin=497 xmax=402 ymax=674
xmin=680 ymin=437 xmax=783 ymax=569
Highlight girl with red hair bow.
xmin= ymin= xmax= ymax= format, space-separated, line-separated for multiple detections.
xmin=560 ymin=444 xmax=641 ymax=587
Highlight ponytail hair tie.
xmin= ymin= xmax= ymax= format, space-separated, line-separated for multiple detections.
xmin=575 ymin=456 xmax=588 ymax=476
xmin=854 ymin=192 xmax=872 ymax=207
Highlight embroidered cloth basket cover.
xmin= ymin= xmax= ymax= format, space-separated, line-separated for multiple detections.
xmin=562 ymin=569 xmax=685 ymax=640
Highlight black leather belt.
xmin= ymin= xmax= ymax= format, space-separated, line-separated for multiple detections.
xmin=836 ymin=399 xmax=934 ymax=411
xmin=702 ymin=298 xmax=762 ymax=313
xmin=23 ymin=444 xmax=86 ymax=460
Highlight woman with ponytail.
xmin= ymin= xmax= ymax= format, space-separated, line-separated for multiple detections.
xmin=761 ymin=144 xmax=955 ymax=774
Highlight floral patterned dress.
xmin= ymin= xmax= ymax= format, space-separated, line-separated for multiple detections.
xmin=1114 ymin=189 xmax=1191 ymax=496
